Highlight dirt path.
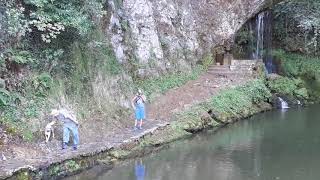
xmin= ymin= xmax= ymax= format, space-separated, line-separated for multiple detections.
xmin=0 ymin=68 xmax=254 ymax=179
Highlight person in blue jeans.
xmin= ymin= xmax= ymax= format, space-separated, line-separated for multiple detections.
xmin=50 ymin=108 xmax=79 ymax=150
xmin=131 ymin=89 xmax=146 ymax=130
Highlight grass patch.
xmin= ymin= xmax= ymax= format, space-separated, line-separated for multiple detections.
xmin=273 ymin=49 xmax=320 ymax=78
xmin=273 ymin=49 xmax=320 ymax=101
xmin=176 ymin=79 xmax=272 ymax=123
xmin=136 ymin=65 xmax=204 ymax=101
xmin=209 ymin=79 xmax=271 ymax=116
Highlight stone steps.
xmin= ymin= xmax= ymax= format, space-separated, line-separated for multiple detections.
xmin=207 ymin=70 xmax=252 ymax=75
xmin=207 ymin=64 xmax=253 ymax=75
xmin=229 ymin=65 xmax=253 ymax=71
xmin=231 ymin=59 xmax=262 ymax=65
xmin=207 ymin=66 xmax=230 ymax=71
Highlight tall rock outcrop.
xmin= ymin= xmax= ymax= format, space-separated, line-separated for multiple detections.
xmin=107 ymin=0 xmax=273 ymax=77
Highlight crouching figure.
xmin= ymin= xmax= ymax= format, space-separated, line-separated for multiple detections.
xmin=50 ymin=108 xmax=79 ymax=150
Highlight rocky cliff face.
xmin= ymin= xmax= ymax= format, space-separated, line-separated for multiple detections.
xmin=107 ymin=0 xmax=273 ymax=77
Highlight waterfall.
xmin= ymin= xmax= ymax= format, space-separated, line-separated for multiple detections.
xmin=255 ymin=12 xmax=265 ymax=59
xmin=254 ymin=11 xmax=275 ymax=73
xmin=278 ymin=97 xmax=289 ymax=109
xmin=249 ymin=21 xmax=255 ymax=59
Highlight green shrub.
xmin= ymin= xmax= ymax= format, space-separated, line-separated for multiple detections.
xmin=0 ymin=91 xmax=48 ymax=142
xmin=267 ymin=76 xmax=309 ymax=99
xmin=294 ymin=88 xmax=309 ymax=99
xmin=238 ymin=79 xmax=272 ymax=104
xmin=267 ymin=76 xmax=298 ymax=95
xmin=5 ymin=49 xmax=35 ymax=64
xmin=202 ymin=54 xmax=214 ymax=70
xmin=32 ymin=73 xmax=53 ymax=97
xmin=0 ymin=110 xmax=34 ymax=142
xmin=0 ymin=88 xmax=11 ymax=106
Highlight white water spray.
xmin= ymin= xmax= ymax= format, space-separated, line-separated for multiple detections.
xmin=297 ymin=100 xmax=301 ymax=105
xmin=278 ymin=97 xmax=289 ymax=109
xmin=255 ymin=12 xmax=265 ymax=59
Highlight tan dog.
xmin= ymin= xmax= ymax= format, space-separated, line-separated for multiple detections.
xmin=45 ymin=121 xmax=56 ymax=143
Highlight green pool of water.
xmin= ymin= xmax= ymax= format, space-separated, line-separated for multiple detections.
xmin=66 ymin=105 xmax=320 ymax=180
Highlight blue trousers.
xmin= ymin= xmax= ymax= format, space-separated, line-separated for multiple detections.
xmin=63 ymin=123 xmax=79 ymax=146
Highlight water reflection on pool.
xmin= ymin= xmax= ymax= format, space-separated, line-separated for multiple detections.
xmin=66 ymin=105 xmax=320 ymax=180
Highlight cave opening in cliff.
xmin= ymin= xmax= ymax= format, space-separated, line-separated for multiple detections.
xmin=233 ymin=9 xmax=275 ymax=73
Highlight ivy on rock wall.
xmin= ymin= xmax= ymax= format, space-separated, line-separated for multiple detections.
xmin=273 ymin=0 xmax=320 ymax=54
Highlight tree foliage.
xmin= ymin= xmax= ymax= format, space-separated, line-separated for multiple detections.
xmin=3 ymin=0 xmax=106 ymax=43
xmin=0 ymin=0 xmax=108 ymax=137
xmin=273 ymin=0 xmax=320 ymax=54
xmin=0 ymin=0 xmax=108 ymax=88
xmin=0 ymin=0 xmax=106 ymax=67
